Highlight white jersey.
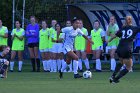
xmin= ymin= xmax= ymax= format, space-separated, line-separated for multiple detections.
xmin=62 ymin=26 xmax=84 ymax=51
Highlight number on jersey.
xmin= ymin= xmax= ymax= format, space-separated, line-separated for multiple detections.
xmin=122 ymin=29 xmax=133 ymax=38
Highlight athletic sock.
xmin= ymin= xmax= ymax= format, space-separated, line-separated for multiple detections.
xmin=53 ymin=60 xmax=57 ymax=72
xmin=96 ymin=59 xmax=101 ymax=70
xmin=18 ymin=61 xmax=23 ymax=71
xmin=46 ymin=60 xmax=50 ymax=71
xmin=42 ymin=60 xmax=47 ymax=71
xmin=50 ymin=59 xmax=54 ymax=72
xmin=78 ymin=59 xmax=82 ymax=70
xmin=73 ymin=60 xmax=78 ymax=74
xmin=83 ymin=58 xmax=90 ymax=70
xmin=68 ymin=62 xmax=73 ymax=71
xmin=36 ymin=58 xmax=40 ymax=71
xmin=111 ymin=58 xmax=116 ymax=71
xmin=115 ymin=68 xmax=129 ymax=80
xmin=10 ymin=61 xmax=14 ymax=71
xmin=31 ymin=58 xmax=36 ymax=71
xmin=112 ymin=63 xmax=123 ymax=77
xmin=57 ymin=59 xmax=62 ymax=71
xmin=61 ymin=61 xmax=67 ymax=72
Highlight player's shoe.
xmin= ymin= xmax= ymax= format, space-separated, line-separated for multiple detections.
xmin=0 ymin=74 xmax=5 ymax=78
xmin=109 ymin=76 xmax=115 ymax=83
xmin=79 ymin=70 xmax=84 ymax=72
xmin=112 ymin=79 xmax=120 ymax=84
xmin=74 ymin=74 xmax=82 ymax=79
xmin=59 ymin=70 xmax=63 ymax=79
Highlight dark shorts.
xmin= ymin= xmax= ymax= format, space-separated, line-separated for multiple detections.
xmin=116 ymin=47 xmax=132 ymax=59
xmin=28 ymin=43 xmax=39 ymax=48
xmin=134 ymin=47 xmax=140 ymax=53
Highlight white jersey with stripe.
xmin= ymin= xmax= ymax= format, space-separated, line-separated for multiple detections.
xmin=62 ymin=26 xmax=84 ymax=50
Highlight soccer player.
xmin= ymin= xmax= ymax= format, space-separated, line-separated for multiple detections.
xmin=39 ymin=20 xmax=50 ymax=72
xmin=49 ymin=20 xmax=57 ymax=72
xmin=91 ymin=20 xmax=105 ymax=72
xmin=59 ymin=18 xmax=93 ymax=78
xmin=75 ymin=19 xmax=90 ymax=72
xmin=10 ymin=20 xmax=25 ymax=72
xmin=52 ymin=23 xmax=65 ymax=71
xmin=108 ymin=16 xmax=140 ymax=83
xmin=0 ymin=45 xmax=10 ymax=78
xmin=0 ymin=19 xmax=8 ymax=46
xmin=66 ymin=20 xmax=72 ymax=27
xmin=134 ymin=32 xmax=140 ymax=53
xmin=106 ymin=16 xmax=119 ymax=71
xmin=26 ymin=16 xmax=40 ymax=72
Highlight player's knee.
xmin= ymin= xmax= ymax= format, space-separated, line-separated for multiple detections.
xmin=5 ymin=61 xmax=9 ymax=65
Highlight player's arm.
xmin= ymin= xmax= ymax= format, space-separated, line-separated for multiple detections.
xmin=15 ymin=31 xmax=25 ymax=41
xmin=108 ymin=35 xmax=117 ymax=42
xmin=82 ymin=35 xmax=94 ymax=44
xmin=0 ymin=28 xmax=8 ymax=38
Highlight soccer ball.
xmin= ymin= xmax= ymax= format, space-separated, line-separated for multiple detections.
xmin=83 ymin=71 xmax=92 ymax=79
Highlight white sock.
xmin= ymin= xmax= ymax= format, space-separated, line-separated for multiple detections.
xmin=18 ymin=61 xmax=23 ymax=71
xmin=57 ymin=59 xmax=62 ymax=71
xmin=62 ymin=59 xmax=67 ymax=72
xmin=78 ymin=59 xmax=82 ymax=70
xmin=53 ymin=60 xmax=57 ymax=72
xmin=46 ymin=60 xmax=50 ymax=71
xmin=10 ymin=61 xmax=14 ymax=70
xmin=111 ymin=58 xmax=116 ymax=71
xmin=68 ymin=62 xmax=72 ymax=71
xmin=96 ymin=59 xmax=101 ymax=70
xmin=42 ymin=60 xmax=47 ymax=71
xmin=50 ymin=59 xmax=53 ymax=72
xmin=83 ymin=58 xmax=90 ymax=70
xmin=73 ymin=60 xmax=78 ymax=74
xmin=61 ymin=60 xmax=67 ymax=72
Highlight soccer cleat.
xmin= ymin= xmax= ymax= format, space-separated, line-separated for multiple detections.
xmin=74 ymin=74 xmax=82 ymax=79
xmin=96 ymin=69 xmax=102 ymax=72
xmin=112 ymin=79 xmax=120 ymax=84
xmin=109 ymin=76 xmax=115 ymax=83
xmin=10 ymin=70 xmax=13 ymax=72
xmin=0 ymin=74 xmax=5 ymax=78
xmin=59 ymin=70 xmax=63 ymax=79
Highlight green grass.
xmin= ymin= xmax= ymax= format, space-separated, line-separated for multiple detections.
xmin=0 ymin=71 xmax=140 ymax=93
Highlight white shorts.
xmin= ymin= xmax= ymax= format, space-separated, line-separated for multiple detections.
xmin=92 ymin=46 xmax=103 ymax=51
xmin=40 ymin=48 xmax=49 ymax=53
xmin=63 ymin=45 xmax=73 ymax=54
xmin=106 ymin=46 xmax=117 ymax=53
xmin=50 ymin=43 xmax=63 ymax=53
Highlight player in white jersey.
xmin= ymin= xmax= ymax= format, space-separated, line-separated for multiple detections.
xmin=59 ymin=18 xmax=93 ymax=78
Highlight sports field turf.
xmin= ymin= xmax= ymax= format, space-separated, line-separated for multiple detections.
xmin=0 ymin=70 xmax=140 ymax=93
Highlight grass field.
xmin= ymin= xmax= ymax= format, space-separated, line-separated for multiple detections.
xmin=0 ymin=69 xmax=140 ymax=93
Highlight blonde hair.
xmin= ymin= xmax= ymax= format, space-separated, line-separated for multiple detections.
xmin=124 ymin=16 xmax=132 ymax=26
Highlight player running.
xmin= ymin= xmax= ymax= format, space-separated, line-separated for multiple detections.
xmin=10 ymin=20 xmax=25 ymax=72
xmin=0 ymin=45 xmax=10 ymax=78
xmin=108 ymin=16 xmax=140 ymax=83
xmin=75 ymin=19 xmax=90 ymax=72
xmin=59 ymin=18 xmax=93 ymax=78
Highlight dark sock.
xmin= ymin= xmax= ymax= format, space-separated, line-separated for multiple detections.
xmin=36 ymin=58 xmax=40 ymax=71
xmin=112 ymin=63 xmax=123 ymax=77
xmin=115 ymin=68 xmax=129 ymax=80
xmin=31 ymin=58 xmax=36 ymax=71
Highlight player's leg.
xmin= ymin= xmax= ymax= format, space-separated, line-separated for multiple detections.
xmin=109 ymin=47 xmax=117 ymax=71
xmin=81 ymin=51 xmax=90 ymax=71
xmin=10 ymin=51 xmax=16 ymax=72
xmin=76 ymin=51 xmax=82 ymax=72
xmin=45 ymin=51 xmax=50 ymax=72
xmin=0 ymin=61 xmax=9 ymax=78
xmin=41 ymin=52 xmax=47 ymax=71
xmin=18 ymin=51 xmax=23 ymax=72
xmin=95 ymin=49 xmax=102 ymax=72
xmin=114 ymin=58 xmax=132 ymax=83
xmin=34 ymin=46 xmax=40 ymax=72
xmin=28 ymin=47 xmax=36 ymax=72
